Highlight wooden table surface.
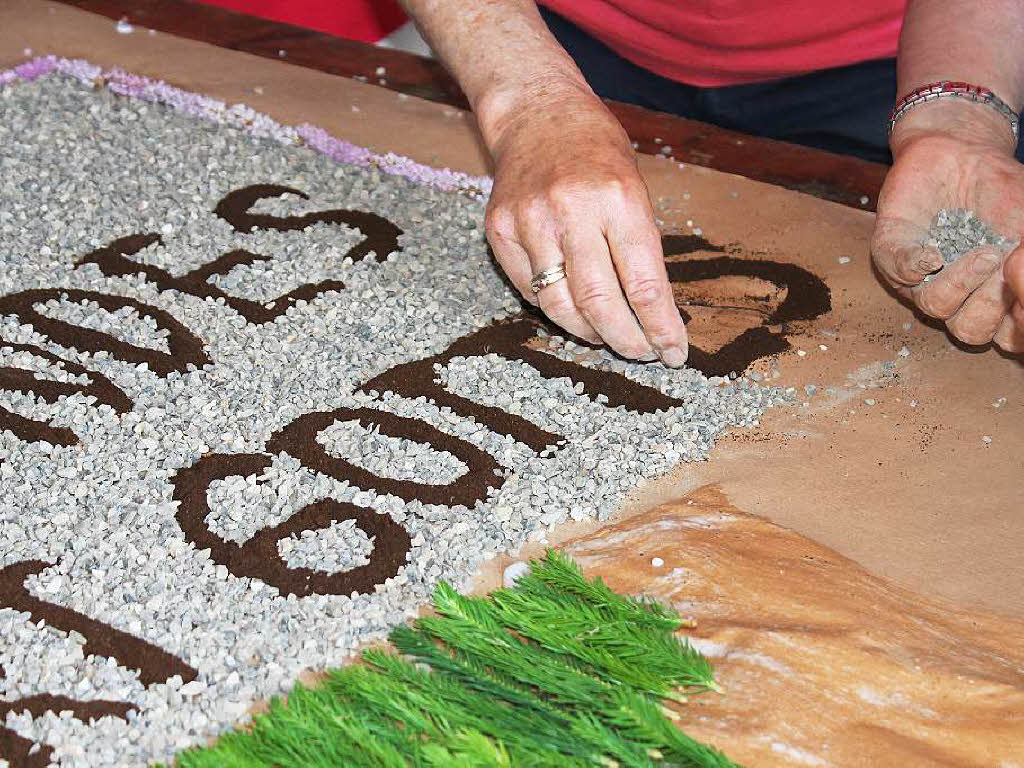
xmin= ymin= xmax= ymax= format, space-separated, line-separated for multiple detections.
xmin=52 ymin=0 xmax=889 ymax=211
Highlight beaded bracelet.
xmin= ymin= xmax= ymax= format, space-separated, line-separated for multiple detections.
xmin=888 ymin=81 xmax=1020 ymax=141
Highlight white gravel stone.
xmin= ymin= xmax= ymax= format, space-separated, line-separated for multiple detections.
xmin=502 ymin=561 xmax=530 ymax=587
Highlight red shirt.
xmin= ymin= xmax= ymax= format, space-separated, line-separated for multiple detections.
xmin=540 ymin=0 xmax=905 ymax=87
xmin=198 ymin=0 xmax=406 ymax=42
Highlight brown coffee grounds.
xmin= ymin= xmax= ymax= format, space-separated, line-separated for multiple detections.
xmin=0 ymin=340 xmax=133 ymax=446
xmin=78 ymin=235 xmax=348 ymax=326
xmin=0 ymin=690 xmax=132 ymax=768
xmin=662 ymin=234 xmax=727 ymax=258
xmin=0 ymin=342 xmax=132 ymax=413
xmin=364 ymin=332 xmax=561 ymax=454
xmin=0 ymin=407 xmax=77 ymax=447
xmin=214 ymin=184 xmax=403 ymax=264
xmin=0 ymin=289 xmax=209 ymax=378
xmin=363 ymin=314 xmax=684 ymax=454
xmin=662 ymin=235 xmax=831 ymax=375
xmin=172 ymin=453 xmax=411 ymax=598
xmin=170 ymin=317 xmax=695 ymax=598
xmin=0 ymin=560 xmax=197 ymax=687
xmin=266 ymin=407 xmax=503 ymax=508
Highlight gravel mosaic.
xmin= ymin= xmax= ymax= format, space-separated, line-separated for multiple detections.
xmin=0 ymin=63 xmax=785 ymax=767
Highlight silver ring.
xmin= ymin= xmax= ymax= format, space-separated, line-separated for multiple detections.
xmin=530 ymin=265 xmax=566 ymax=294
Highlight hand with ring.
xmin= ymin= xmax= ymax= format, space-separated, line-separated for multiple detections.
xmin=530 ymin=265 xmax=567 ymax=294
xmin=482 ymin=81 xmax=689 ymax=367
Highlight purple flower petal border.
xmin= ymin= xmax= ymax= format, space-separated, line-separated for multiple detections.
xmin=1 ymin=55 xmax=493 ymax=195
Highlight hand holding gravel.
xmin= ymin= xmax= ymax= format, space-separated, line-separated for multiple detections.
xmin=872 ymin=98 xmax=1024 ymax=351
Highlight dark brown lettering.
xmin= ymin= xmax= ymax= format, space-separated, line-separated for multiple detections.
xmin=363 ymin=315 xmax=682 ymax=452
xmin=172 ymin=453 xmax=411 ymax=598
xmin=0 ymin=560 xmax=197 ymax=687
xmin=265 ymin=407 xmax=503 ymax=507
xmin=0 ymin=340 xmax=133 ymax=446
xmin=214 ymin=183 xmax=403 ymax=263
xmin=662 ymin=234 xmax=831 ymax=376
xmin=0 ymin=689 xmax=132 ymax=768
xmin=0 ymin=289 xmax=209 ymax=377
xmin=0 ymin=407 xmax=77 ymax=447
xmin=76 ymin=234 xmax=346 ymax=325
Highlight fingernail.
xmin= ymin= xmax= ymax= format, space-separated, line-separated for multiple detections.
xmin=660 ymin=345 xmax=688 ymax=368
xmin=640 ymin=350 xmax=659 ymax=362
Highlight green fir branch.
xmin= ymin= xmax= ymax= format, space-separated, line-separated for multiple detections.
xmin=171 ymin=549 xmax=738 ymax=768
xmin=521 ymin=550 xmax=684 ymax=630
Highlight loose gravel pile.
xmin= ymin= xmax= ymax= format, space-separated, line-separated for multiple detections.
xmin=0 ymin=67 xmax=784 ymax=767
xmin=925 ymin=208 xmax=1018 ymax=267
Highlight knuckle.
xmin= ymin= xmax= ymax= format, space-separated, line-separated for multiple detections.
xmin=546 ymin=181 xmax=582 ymax=207
xmin=513 ymin=195 xmax=551 ymax=223
xmin=624 ymin=275 xmax=669 ymax=310
xmin=572 ymin=278 xmax=617 ymax=312
xmin=597 ymin=176 xmax=631 ymax=201
xmin=484 ymin=206 xmax=515 ymax=240
xmin=603 ymin=177 xmax=647 ymax=210
xmin=548 ymin=175 xmax=640 ymax=208
xmin=916 ymin=286 xmax=957 ymax=319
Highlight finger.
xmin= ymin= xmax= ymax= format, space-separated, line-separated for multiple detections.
xmin=485 ymin=206 xmax=538 ymax=306
xmin=515 ymin=216 xmax=601 ymax=344
xmin=993 ymin=300 xmax=1024 ymax=353
xmin=946 ymin=266 xmax=1015 ymax=345
xmin=535 ymin=256 xmax=602 ymax=345
xmin=1004 ymin=242 xmax=1024 ymax=304
xmin=606 ymin=208 xmax=688 ymax=367
xmin=562 ymin=226 xmax=656 ymax=361
xmin=911 ymin=245 xmax=1004 ymax=320
xmin=871 ymin=217 xmax=945 ymax=287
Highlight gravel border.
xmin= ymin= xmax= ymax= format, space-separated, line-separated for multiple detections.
xmin=0 ymin=56 xmax=493 ymax=195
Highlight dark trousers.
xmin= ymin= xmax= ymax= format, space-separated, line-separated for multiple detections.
xmin=540 ymin=7 xmax=1024 ymax=165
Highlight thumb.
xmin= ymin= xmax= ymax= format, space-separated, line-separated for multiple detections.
xmin=1004 ymin=242 xmax=1024 ymax=303
xmin=871 ymin=217 xmax=945 ymax=287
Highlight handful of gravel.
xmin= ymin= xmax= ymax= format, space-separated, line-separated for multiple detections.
xmin=924 ymin=209 xmax=1018 ymax=274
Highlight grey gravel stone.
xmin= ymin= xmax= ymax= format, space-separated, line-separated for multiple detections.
xmin=0 ymin=72 xmax=783 ymax=767
xmin=924 ymin=209 xmax=1018 ymax=270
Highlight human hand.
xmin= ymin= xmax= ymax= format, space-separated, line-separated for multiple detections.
xmin=479 ymin=80 xmax=688 ymax=366
xmin=872 ymin=99 xmax=1024 ymax=351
